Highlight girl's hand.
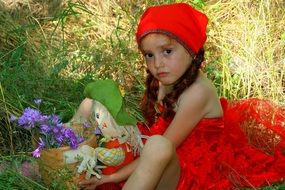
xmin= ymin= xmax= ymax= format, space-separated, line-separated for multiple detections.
xmin=79 ymin=174 xmax=110 ymax=190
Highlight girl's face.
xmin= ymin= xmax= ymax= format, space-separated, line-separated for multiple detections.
xmin=140 ymin=33 xmax=193 ymax=86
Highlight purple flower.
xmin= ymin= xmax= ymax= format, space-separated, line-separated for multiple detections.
xmin=62 ymin=128 xmax=79 ymax=149
xmin=32 ymin=147 xmax=41 ymax=158
xmin=32 ymin=137 xmax=45 ymax=158
xmin=18 ymin=107 xmax=43 ymax=129
xmin=49 ymin=115 xmax=62 ymax=126
xmin=52 ymin=127 xmax=59 ymax=134
xmin=63 ymin=128 xmax=73 ymax=138
xmin=69 ymin=138 xmax=79 ymax=149
xmin=15 ymin=106 xmax=84 ymax=157
xmin=41 ymin=115 xmax=49 ymax=122
xmin=38 ymin=137 xmax=45 ymax=148
xmin=79 ymin=137 xmax=85 ymax=143
xmin=33 ymin=99 xmax=42 ymax=105
xmin=54 ymin=133 xmax=64 ymax=144
xmin=9 ymin=114 xmax=18 ymax=122
xmin=40 ymin=124 xmax=50 ymax=133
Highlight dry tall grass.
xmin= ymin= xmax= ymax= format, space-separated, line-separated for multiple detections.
xmin=205 ymin=0 xmax=285 ymax=103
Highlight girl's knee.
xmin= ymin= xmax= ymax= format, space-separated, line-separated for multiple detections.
xmin=147 ymin=135 xmax=172 ymax=147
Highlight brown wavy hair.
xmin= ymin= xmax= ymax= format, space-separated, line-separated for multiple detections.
xmin=140 ymin=48 xmax=205 ymax=127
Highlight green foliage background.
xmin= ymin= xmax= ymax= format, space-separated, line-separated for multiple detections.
xmin=0 ymin=0 xmax=284 ymax=189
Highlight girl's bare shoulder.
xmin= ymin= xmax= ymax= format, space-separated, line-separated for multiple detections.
xmin=178 ymin=72 xmax=222 ymax=117
xmin=180 ymin=72 xmax=215 ymax=100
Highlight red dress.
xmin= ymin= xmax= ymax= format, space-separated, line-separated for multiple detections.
xmin=138 ymin=98 xmax=285 ymax=190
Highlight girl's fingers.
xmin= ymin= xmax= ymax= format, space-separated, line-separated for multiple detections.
xmin=79 ymin=175 xmax=109 ymax=189
xmin=79 ymin=177 xmax=99 ymax=186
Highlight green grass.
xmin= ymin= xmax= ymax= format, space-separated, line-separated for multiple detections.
xmin=0 ymin=0 xmax=284 ymax=189
xmin=0 ymin=155 xmax=45 ymax=190
xmin=0 ymin=170 xmax=46 ymax=190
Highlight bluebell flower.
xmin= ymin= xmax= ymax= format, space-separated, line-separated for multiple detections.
xmin=40 ymin=124 xmax=50 ymax=133
xmin=54 ymin=133 xmax=64 ymax=144
xmin=32 ymin=147 xmax=41 ymax=158
xmin=69 ymin=137 xmax=79 ymax=149
xmin=50 ymin=115 xmax=61 ymax=125
xmin=18 ymin=107 xmax=43 ymax=129
xmin=62 ymin=128 xmax=79 ymax=149
xmin=64 ymin=128 xmax=71 ymax=135
xmin=52 ymin=127 xmax=59 ymax=134
xmin=15 ymin=105 xmax=83 ymax=158
xmin=38 ymin=137 xmax=45 ymax=148
xmin=78 ymin=137 xmax=85 ymax=143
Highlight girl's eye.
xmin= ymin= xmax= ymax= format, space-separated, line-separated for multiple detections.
xmin=164 ymin=49 xmax=172 ymax=55
xmin=96 ymin=113 xmax=100 ymax=119
xmin=144 ymin=53 xmax=153 ymax=59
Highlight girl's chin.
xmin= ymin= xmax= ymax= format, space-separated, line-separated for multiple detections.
xmin=155 ymin=76 xmax=177 ymax=86
xmin=158 ymin=80 xmax=176 ymax=86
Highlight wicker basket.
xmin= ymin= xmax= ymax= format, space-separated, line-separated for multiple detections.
xmin=38 ymin=135 xmax=97 ymax=189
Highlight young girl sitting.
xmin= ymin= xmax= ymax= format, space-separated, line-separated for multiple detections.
xmin=80 ymin=3 xmax=285 ymax=190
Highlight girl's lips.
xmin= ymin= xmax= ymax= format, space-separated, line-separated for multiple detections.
xmin=157 ymin=72 xmax=168 ymax=77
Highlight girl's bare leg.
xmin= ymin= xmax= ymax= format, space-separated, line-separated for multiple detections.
xmin=123 ymin=135 xmax=180 ymax=190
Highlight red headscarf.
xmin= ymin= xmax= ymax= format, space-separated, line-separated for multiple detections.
xmin=136 ymin=3 xmax=208 ymax=56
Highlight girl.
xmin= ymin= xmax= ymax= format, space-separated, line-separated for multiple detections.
xmin=80 ymin=3 xmax=285 ymax=190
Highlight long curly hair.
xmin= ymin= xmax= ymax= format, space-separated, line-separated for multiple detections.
xmin=140 ymin=48 xmax=205 ymax=127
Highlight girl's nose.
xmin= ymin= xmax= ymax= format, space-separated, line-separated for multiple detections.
xmin=154 ymin=56 xmax=163 ymax=68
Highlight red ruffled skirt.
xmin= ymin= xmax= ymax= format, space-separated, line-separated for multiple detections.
xmin=138 ymin=98 xmax=285 ymax=190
